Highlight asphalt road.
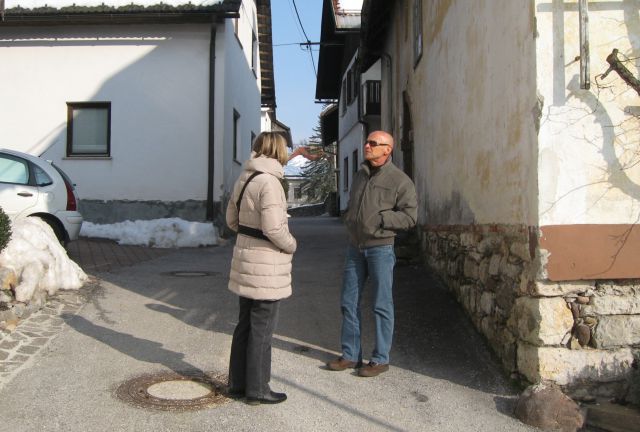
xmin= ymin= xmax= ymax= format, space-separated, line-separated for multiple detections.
xmin=0 ymin=216 xmax=535 ymax=432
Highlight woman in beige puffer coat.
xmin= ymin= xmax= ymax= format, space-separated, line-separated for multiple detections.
xmin=226 ymin=132 xmax=296 ymax=406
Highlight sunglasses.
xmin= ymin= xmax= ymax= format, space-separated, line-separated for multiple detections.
xmin=364 ymin=139 xmax=391 ymax=147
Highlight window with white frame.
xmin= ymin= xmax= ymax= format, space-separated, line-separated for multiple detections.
xmin=67 ymin=102 xmax=111 ymax=157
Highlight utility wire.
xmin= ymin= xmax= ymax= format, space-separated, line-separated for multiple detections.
xmin=290 ymin=0 xmax=317 ymax=77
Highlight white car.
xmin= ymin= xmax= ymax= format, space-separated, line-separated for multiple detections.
xmin=0 ymin=149 xmax=83 ymax=246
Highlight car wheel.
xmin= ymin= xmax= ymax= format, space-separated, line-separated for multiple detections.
xmin=31 ymin=216 xmax=68 ymax=247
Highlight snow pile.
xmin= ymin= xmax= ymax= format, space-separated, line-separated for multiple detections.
xmin=80 ymin=218 xmax=218 ymax=248
xmin=0 ymin=218 xmax=88 ymax=303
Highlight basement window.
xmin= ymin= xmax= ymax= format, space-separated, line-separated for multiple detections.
xmin=67 ymin=102 xmax=111 ymax=157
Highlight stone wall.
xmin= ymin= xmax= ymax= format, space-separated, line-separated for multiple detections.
xmin=420 ymin=224 xmax=639 ymax=402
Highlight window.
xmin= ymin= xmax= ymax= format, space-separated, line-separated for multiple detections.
xmin=413 ymin=0 xmax=423 ymax=66
xmin=294 ymin=186 xmax=302 ymax=199
xmin=33 ymin=165 xmax=53 ymax=186
xmin=352 ymin=149 xmax=359 ymax=175
xmin=0 ymin=155 xmax=29 ymax=184
xmin=233 ymin=109 xmax=241 ymax=162
xmin=341 ymin=80 xmax=347 ymax=116
xmin=252 ymin=31 xmax=258 ymax=74
xmin=343 ymin=156 xmax=349 ymax=191
xmin=67 ymin=102 xmax=111 ymax=156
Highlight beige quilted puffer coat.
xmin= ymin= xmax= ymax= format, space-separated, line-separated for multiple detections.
xmin=226 ymin=154 xmax=297 ymax=300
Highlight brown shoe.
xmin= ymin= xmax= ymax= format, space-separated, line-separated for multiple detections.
xmin=326 ymin=356 xmax=362 ymax=371
xmin=358 ymin=362 xmax=389 ymax=377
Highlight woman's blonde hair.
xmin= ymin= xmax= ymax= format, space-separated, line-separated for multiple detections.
xmin=252 ymin=131 xmax=289 ymax=166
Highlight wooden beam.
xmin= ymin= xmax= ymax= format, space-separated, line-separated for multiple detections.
xmin=579 ymin=0 xmax=590 ymax=89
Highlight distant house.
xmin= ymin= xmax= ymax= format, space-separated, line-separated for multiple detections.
xmin=0 ymin=0 xmax=288 ymax=227
xmin=315 ymin=0 xmax=380 ymax=213
xmin=318 ymin=0 xmax=640 ymax=402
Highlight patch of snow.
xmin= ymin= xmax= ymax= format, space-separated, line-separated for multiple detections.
xmin=80 ymin=218 xmax=218 ymax=248
xmin=0 ymin=217 xmax=87 ymax=303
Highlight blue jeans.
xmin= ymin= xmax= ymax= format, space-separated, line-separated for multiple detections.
xmin=340 ymin=244 xmax=396 ymax=365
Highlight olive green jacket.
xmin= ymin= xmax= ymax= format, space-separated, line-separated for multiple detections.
xmin=344 ymin=159 xmax=417 ymax=248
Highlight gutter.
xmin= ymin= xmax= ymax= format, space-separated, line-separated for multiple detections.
xmin=206 ymin=24 xmax=216 ymax=221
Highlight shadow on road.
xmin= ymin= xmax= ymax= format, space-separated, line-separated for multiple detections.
xmin=69 ymin=216 xmax=521 ymax=415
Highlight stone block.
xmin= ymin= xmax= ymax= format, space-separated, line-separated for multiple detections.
xmin=532 ymin=280 xmax=595 ymax=297
xmin=509 ymin=242 xmax=532 ymax=262
xmin=586 ymin=401 xmax=640 ymax=432
xmin=480 ymin=291 xmax=495 ymax=316
xmin=460 ymin=232 xmax=479 ymax=248
xmin=477 ymin=236 xmax=501 ymax=256
xmin=508 ymin=297 xmax=573 ymax=346
xmin=495 ymin=281 xmax=517 ymax=311
xmin=478 ymin=259 xmax=490 ymax=284
xmin=488 ymin=254 xmax=502 ymax=276
xmin=517 ymin=344 xmax=634 ymax=385
xmin=500 ymin=260 xmax=522 ymax=280
xmin=463 ymin=257 xmax=479 ymax=279
xmin=593 ymin=316 xmax=640 ymax=349
xmin=515 ymin=382 xmax=584 ymax=432
xmin=587 ymin=284 xmax=640 ymax=315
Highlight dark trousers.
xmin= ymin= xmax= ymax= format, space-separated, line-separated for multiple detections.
xmin=228 ymin=296 xmax=280 ymax=398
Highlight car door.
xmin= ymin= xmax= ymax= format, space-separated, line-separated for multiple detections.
xmin=0 ymin=153 xmax=39 ymax=218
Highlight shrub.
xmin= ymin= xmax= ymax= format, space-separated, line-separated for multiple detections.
xmin=0 ymin=207 xmax=11 ymax=253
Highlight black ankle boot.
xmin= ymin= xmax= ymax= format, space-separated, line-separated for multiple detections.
xmin=245 ymin=391 xmax=287 ymax=405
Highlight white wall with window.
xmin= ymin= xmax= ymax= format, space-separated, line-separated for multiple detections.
xmin=336 ymin=52 xmax=382 ymax=212
xmin=217 ymin=2 xmax=261 ymax=201
xmin=0 ymin=0 xmax=262 ymax=222
xmin=0 ymin=24 xmax=211 ymax=205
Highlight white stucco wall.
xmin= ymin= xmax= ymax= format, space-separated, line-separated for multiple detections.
xmin=382 ymin=0 xmax=538 ymax=226
xmin=0 ymin=24 xmax=211 ymax=203
xmin=217 ymin=1 xmax=262 ymax=200
xmin=536 ymin=0 xmax=640 ymax=225
xmin=337 ymin=52 xmax=366 ymax=211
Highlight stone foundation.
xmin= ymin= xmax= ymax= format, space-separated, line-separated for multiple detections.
xmin=420 ymin=224 xmax=640 ymax=402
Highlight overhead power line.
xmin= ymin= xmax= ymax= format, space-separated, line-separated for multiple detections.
xmin=290 ymin=0 xmax=317 ymax=77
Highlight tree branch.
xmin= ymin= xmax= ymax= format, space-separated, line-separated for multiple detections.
xmin=602 ymin=48 xmax=640 ymax=97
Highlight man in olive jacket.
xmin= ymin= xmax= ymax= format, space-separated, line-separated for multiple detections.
xmin=327 ymin=130 xmax=417 ymax=377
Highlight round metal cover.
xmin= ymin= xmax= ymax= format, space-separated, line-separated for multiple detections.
xmin=114 ymin=371 xmax=229 ymax=411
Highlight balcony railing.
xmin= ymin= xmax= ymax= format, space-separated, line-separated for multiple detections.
xmin=362 ymin=80 xmax=381 ymax=117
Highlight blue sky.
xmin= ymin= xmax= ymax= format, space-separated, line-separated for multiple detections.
xmin=271 ymin=1 xmax=323 ymax=145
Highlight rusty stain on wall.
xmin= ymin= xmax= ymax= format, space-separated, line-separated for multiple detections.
xmin=425 ymin=0 xmax=453 ymax=46
xmin=475 ymin=151 xmax=491 ymax=189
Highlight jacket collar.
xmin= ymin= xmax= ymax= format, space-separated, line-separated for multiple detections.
xmin=245 ymin=153 xmax=284 ymax=179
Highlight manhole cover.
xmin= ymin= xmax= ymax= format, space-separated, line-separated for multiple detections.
xmin=163 ymin=271 xmax=219 ymax=277
xmin=114 ymin=371 xmax=230 ymax=411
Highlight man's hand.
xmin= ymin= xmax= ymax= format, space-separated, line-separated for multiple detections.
xmin=289 ymin=146 xmax=324 ymax=161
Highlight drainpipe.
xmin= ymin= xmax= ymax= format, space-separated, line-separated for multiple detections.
xmin=206 ymin=24 xmax=216 ymax=221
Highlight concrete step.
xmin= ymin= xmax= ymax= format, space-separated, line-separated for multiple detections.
xmin=586 ymin=401 xmax=640 ymax=432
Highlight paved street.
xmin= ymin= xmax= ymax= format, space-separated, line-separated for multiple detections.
xmin=0 ymin=217 xmax=534 ymax=431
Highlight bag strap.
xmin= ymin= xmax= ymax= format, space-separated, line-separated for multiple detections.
xmin=236 ymin=171 xmax=263 ymax=210
xmin=235 ymin=170 xmax=272 ymax=242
